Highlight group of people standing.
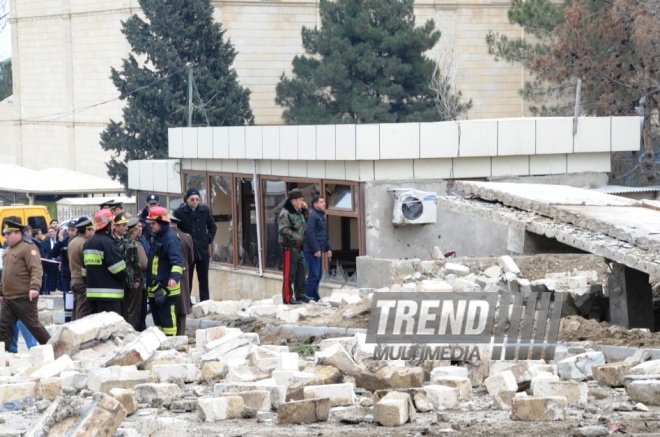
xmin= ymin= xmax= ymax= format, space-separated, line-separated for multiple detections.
xmin=278 ymin=189 xmax=332 ymax=304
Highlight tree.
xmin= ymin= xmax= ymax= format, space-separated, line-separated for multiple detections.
xmin=0 ymin=58 xmax=11 ymax=100
xmin=487 ymin=0 xmax=660 ymax=184
xmin=100 ymin=0 xmax=253 ymax=187
xmin=275 ymin=0 xmax=467 ymax=124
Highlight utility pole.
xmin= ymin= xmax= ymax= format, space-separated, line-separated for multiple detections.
xmin=187 ymin=64 xmax=193 ymax=127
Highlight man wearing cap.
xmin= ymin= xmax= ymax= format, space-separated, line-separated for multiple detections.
xmin=146 ymin=206 xmax=184 ymax=336
xmin=83 ymin=209 xmax=127 ymax=315
xmin=112 ymin=213 xmax=142 ymax=330
xmin=0 ymin=219 xmax=51 ymax=351
xmin=68 ymin=217 xmax=94 ymax=320
xmin=139 ymin=194 xmax=160 ymax=241
xmin=174 ymin=188 xmax=216 ymax=302
xmin=278 ymin=189 xmax=310 ymax=304
xmin=169 ymin=213 xmax=194 ymax=336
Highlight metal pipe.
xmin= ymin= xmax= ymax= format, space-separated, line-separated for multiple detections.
xmin=252 ymin=160 xmax=264 ymax=276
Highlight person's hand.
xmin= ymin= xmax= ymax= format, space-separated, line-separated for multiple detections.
xmin=327 ymin=250 xmax=332 ymax=258
xmin=167 ymin=279 xmax=177 ymax=287
xmin=133 ymin=282 xmax=141 ymax=289
xmin=314 ymin=251 xmax=321 ymax=257
xmin=301 ymin=201 xmax=308 ymax=209
xmin=29 ymin=289 xmax=39 ymax=301
xmin=154 ymin=289 xmax=166 ymax=306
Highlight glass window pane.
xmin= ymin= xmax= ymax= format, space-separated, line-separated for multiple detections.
xmin=185 ymin=174 xmax=207 ymax=205
xmin=325 ymin=183 xmax=353 ymax=210
xmin=263 ymin=180 xmax=286 ymax=270
xmin=237 ymin=177 xmax=258 ymax=268
xmin=326 ymin=215 xmax=358 ymax=284
xmin=210 ymin=175 xmax=233 ymax=264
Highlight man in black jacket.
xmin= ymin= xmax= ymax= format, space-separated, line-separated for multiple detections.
xmin=173 ymin=188 xmax=217 ymax=302
xmin=303 ymin=196 xmax=332 ymax=302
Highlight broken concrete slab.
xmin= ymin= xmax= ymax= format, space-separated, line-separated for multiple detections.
xmin=510 ymin=396 xmax=567 ymax=421
xmin=277 ymin=398 xmax=330 ymax=424
xmin=66 ymin=392 xmax=127 ymax=436
xmin=303 ymin=383 xmax=355 ymax=407
xmin=50 ymin=312 xmax=129 ymax=358
xmin=103 ymin=327 xmax=167 ymax=368
xmin=197 ymin=396 xmax=244 ymax=421
xmin=374 ymin=391 xmax=415 ymax=427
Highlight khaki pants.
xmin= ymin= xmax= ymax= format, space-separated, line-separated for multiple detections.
xmin=71 ymin=279 xmax=92 ymax=320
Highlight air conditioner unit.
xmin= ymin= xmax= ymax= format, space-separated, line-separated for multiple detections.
xmin=391 ymin=189 xmax=437 ymax=225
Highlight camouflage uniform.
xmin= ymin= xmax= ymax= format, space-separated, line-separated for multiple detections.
xmin=114 ymin=234 xmax=142 ymax=329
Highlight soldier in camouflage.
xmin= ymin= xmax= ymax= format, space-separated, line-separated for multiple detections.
xmin=112 ymin=212 xmax=142 ymax=330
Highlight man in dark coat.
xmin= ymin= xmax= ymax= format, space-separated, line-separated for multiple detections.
xmin=278 ymin=189 xmax=310 ymax=304
xmin=173 ymin=188 xmax=217 ymax=302
xmin=303 ymin=196 xmax=332 ymax=302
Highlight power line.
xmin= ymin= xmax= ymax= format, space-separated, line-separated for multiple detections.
xmin=1 ymin=67 xmax=185 ymax=125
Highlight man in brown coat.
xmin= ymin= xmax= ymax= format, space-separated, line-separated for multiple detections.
xmin=68 ymin=217 xmax=94 ymax=320
xmin=170 ymin=214 xmax=194 ymax=336
xmin=0 ymin=219 xmax=51 ymax=351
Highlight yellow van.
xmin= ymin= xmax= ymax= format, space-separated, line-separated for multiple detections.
xmin=0 ymin=205 xmax=52 ymax=246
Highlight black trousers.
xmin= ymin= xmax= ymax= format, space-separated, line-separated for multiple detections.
xmin=282 ymin=249 xmax=306 ymax=303
xmin=89 ymin=300 xmax=121 ymax=317
xmin=0 ymin=297 xmax=51 ymax=351
xmin=189 ymin=257 xmax=210 ymax=302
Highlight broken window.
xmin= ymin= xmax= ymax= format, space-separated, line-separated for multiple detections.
xmin=209 ymin=175 xmax=233 ymax=264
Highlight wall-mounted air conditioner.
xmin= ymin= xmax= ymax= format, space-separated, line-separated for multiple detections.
xmin=391 ymin=189 xmax=437 ymax=225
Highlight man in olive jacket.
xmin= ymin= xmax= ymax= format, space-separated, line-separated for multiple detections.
xmin=174 ymin=188 xmax=217 ymax=302
xmin=278 ymin=189 xmax=310 ymax=304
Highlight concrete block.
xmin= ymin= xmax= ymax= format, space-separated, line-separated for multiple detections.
xmin=419 ymin=280 xmax=453 ymax=292
xmin=66 ymin=392 xmax=127 ymax=437
xmin=353 ymin=332 xmax=376 ymax=363
xmin=444 ymin=263 xmax=470 ymax=277
xmin=104 ymin=327 xmax=166 ymax=367
xmin=110 ymin=388 xmax=138 ymax=416
xmin=485 ymin=370 xmax=518 ymax=409
xmin=200 ymin=361 xmax=228 ymax=381
xmin=0 ymin=381 xmax=37 ymax=403
xmin=38 ymin=377 xmax=61 ymax=401
xmin=303 ymin=383 xmax=355 ymax=407
xmin=30 ymin=354 xmax=75 ymax=380
xmin=88 ymin=366 xmax=154 ymax=394
xmin=313 ymin=366 xmax=344 ymax=385
xmin=214 ymin=381 xmax=286 ymax=409
xmin=141 ymin=349 xmax=193 ymax=371
xmin=593 ymin=362 xmax=636 ymax=387
xmin=627 ymin=380 xmax=660 ymax=405
xmin=134 ymin=383 xmax=181 ymax=407
xmin=159 ymin=336 xmax=188 ymax=351
xmin=431 ymin=366 xmax=469 ymax=380
xmin=50 ymin=311 xmax=128 ymax=358
xmin=29 ymin=345 xmax=54 ymax=366
xmin=497 ymin=256 xmax=520 ymax=274
xmin=531 ymin=380 xmax=587 ymax=406
xmin=198 ymin=396 xmax=244 ymax=421
xmin=60 ymin=371 xmax=88 ymax=391
xmin=420 ymin=385 xmax=460 ymax=410
xmin=277 ymin=398 xmax=330 ymax=424
xmin=219 ymin=390 xmax=271 ymax=412
xmin=277 ymin=352 xmax=300 ymax=371
xmin=630 ymin=359 xmax=660 ymax=375
xmin=152 ymin=364 xmax=200 ymax=383
xmin=430 ymin=376 xmax=472 ymax=400
xmin=315 ymin=343 xmax=359 ymax=376
xmin=374 ymin=391 xmax=415 ymax=427
xmin=557 ymin=351 xmax=605 ymax=380
xmin=510 ymin=396 xmax=567 ymax=421
xmin=9 ymin=355 xmax=33 ymax=375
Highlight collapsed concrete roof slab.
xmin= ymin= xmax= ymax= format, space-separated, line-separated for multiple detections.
xmin=456 ymin=181 xmax=660 ymax=255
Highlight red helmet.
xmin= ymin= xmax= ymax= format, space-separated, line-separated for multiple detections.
xmin=94 ymin=209 xmax=114 ymax=230
xmin=146 ymin=206 xmax=170 ymax=223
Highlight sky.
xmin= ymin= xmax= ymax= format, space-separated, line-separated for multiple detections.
xmin=0 ymin=2 xmax=10 ymax=61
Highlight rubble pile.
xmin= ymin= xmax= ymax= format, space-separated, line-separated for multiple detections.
xmin=1 ymin=256 xmax=660 ymax=435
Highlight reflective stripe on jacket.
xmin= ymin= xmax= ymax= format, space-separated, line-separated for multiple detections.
xmin=83 ymin=232 xmax=127 ymax=300
xmin=146 ymin=224 xmax=184 ymax=298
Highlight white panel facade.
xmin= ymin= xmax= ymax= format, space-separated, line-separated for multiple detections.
xmin=212 ymin=127 xmax=230 ymax=159
xmin=374 ymin=160 xmax=414 ymax=180
xmin=420 ymin=121 xmax=459 ymax=158
xmin=257 ymin=160 xmax=272 ymax=175
xmin=345 ymin=161 xmax=359 ymax=182
xmin=492 ymin=156 xmax=529 ymax=177
xmin=451 ymin=157 xmax=491 ymax=178
xmin=413 ymin=159 xmax=454 ymax=179
xmin=574 ymin=117 xmax=611 ymax=153
xmin=271 ymin=160 xmax=289 ymax=176
xmin=336 ymin=125 xmax=356 ymax=161
xmin=197 ymin=127 xmax=213 ymax=159
xmin=307 ymin=161 xmax=326 ymax=179
xmin=245 ymin=126 xmax=263 ymax=159
xmin=288 ymin=160 xmax=307 ymax=177
xmin=237 ymin=160 xmax=253 ymax=174
xmin=359 ymin=161 xmax=375 ymax=182
xmin=298 ymin=126 xmax=316 ymax=160
xmin=379 ymin=123 xmax=420 ymax=160
xmin=497 ymin=119 xmax=535 ymax=156
xmin=317 ymin=125 xmax=336 ymax=160
xmin=535 ymin=118 xmax=574 ymax=154
xmin=530 ymin=154 xmax=567 ymax=175
xmin=182 ymin=129 xmax=198 ymax=158
xmin=356 ymin=125 xmax=380 ymax=160
xmin=153 ymin=161 xmax=170 ymax=192
xmin=458 ymin=120 xmax=498 ymax=157
xmin=228 ymin=126 xmax=246 ymax=159
xmin=168 ymin=130 xmax=183 ymax=158
xmin=221 ymin=159 xmax=238 ymax=173
xmin=325 ymin=161 xmax=346 ymax=180
xmin=567 ymin=153 xmax=611 ymax=173
xmin=280 ymin=126 xmax=298 ymax=160
xmin=612 ymin=116 xmax=642 ymax=152
xmin=262 ymin=126 xmax=280 ymax=160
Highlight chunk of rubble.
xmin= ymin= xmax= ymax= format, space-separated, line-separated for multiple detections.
xmin=498 ymin=255 xmax=521 ymax=275
xmin=531 ymin=380 xmax=587 ymax=406
xmin=88 ymin=366 xmax=155 ymax=393
xmin=68 ymin=392 xmax=127 ymax=436
xmin=484 ymin=370 xmax=518 ymax=409
xmin=353 ymin=364 xmax=424 ymax=392
xmin=315 ymin=343 xmax=360 ymax=377
xmin=303 ymin=383 xmax=355 ymax=406
xmin=626 ymin=380 xmax=660 ymax=406
xmin=510 ymin=396 xmax=567 ymax=421
xmin=374 ymin=391 xmax=416 ymax=427
xmin=557 ymin=351 xmax=604 ymax=380
xmin=197 ymin=395 xmax=244 ymax=421
xmin=50 ymin=312 xmax=129 ymax=358
xmin=134 ymin=383 xmax=181 ymax=407
xmin=592 ymin=362 xmax=635 ymax=387
xmin=103 ymin=327 xmax=167 ymax=367
xmin=277 ymin=398 xmax=330 ymax=424
xmin=630 ymin=359 xmax=660 ymax=375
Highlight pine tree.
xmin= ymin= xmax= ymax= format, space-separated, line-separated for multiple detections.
xmin=101 ymin=0 xmax=253 ymax=187
xmin=276 ymin=0 xmax=467 ymax=124
xmin=0 ymin=59 xmax=11 ymax=101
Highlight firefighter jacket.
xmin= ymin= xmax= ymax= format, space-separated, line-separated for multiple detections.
xmin=278 ymin=199 xmax=308 ymax=251
xmin=113 ymin=233 xmax=142 ymax=288
xmin=83 ymin=231 xmax=127 ymax=300
xmin=146 ymin=224 xmax=184 ymax=298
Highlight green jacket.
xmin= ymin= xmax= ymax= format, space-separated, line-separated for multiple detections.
xmin=114 ymin=233 xmax=142 ymax=287
xmin=278 ymin=199 xmax=309 ymax=251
